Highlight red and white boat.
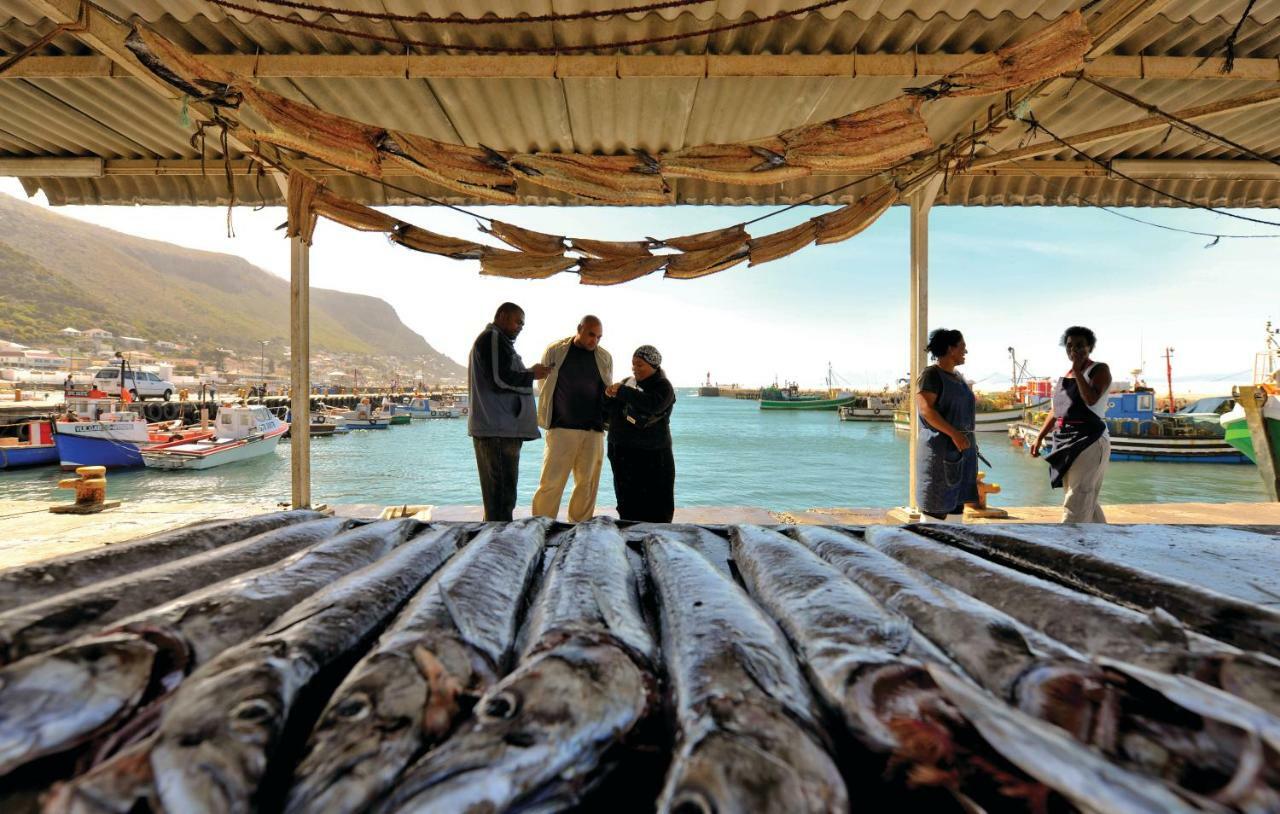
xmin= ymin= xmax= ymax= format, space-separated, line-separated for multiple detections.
xmin=141 ymin=405 xmax=287 ymax=470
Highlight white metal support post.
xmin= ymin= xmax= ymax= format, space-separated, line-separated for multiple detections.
xmin=290 ymin=235 xmax=312 ymax=509
xmin=904 ymin=175 xmax=944 ymax=517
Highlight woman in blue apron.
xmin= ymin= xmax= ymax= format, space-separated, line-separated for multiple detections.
xmin=915 ymin=328 xmax=979 ymax=519
xmin=1030 ymin=326 xmax=1113 ymax=522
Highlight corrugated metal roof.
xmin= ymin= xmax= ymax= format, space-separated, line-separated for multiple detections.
xmin=2 ymin=1 xmax=1278 ymax=207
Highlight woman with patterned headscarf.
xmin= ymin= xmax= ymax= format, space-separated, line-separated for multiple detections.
xmin=604 ymin=344 xmax=677 ymax=522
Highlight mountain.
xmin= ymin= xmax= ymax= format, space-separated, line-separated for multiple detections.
xmin=0 ymin=191 xmax=464 ymax=379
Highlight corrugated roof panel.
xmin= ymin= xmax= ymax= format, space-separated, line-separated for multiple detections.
xmin=561 ymin=77 xmax=700 ymax=153
xmin=22 ymin=77 xmax=199 ymax=159
xmin=426 ymin=77 xmax=575 ymax=151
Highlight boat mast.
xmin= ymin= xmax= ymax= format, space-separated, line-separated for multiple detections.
xmin=1163 ymin=347 xmax=1176 ymax=411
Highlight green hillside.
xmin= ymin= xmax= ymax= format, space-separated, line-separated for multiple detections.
xmin=0 ymin=192 xmax=464 ymax=376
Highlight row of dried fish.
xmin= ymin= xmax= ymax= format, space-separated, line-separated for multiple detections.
xmin=1 ymin=514 xmax=1277 ymax=813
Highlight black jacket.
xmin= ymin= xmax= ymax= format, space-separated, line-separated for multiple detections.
xmin=606 ymin=369 xmax=676 ymax=450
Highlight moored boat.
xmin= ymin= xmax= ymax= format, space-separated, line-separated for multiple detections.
xmin=391 ymin=396 xmax=463 ymax=419
xmin=1010 ymin=390 xmax=1247 ymax=463
xmin=896 ymin=400 xmax=1049 ymax=433
xmin=0 ymin=419 xmax=57 ymax=469
xmin=1220 ymin=397 xmax=1280 ymax=463
xmin=54 ymin=395 xmax=211 ymax=469
xmin=837 ymin=395 xmax=899 ymax=421
xmin=141 ymin=405 xmax=287 ymax=470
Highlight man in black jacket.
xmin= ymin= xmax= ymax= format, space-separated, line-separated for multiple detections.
xmin=467 ymin=303 xmax=551 ymax=520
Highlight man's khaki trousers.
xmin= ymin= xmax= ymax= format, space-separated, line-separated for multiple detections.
xmin=532 ymin=428 xmax=604 ymax=522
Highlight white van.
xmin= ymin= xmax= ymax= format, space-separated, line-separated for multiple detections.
xmin=91 ymin=367 xmax=175 ymax=401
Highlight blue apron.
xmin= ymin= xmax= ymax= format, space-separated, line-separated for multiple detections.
xmin=916 ymin=367 xmax=979 ymax=516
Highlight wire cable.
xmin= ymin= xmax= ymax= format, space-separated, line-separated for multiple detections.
xmin=210 ymin=0 xmax=725 ymax=26
xmin=203 ymin=0 xmax=855 ymax=54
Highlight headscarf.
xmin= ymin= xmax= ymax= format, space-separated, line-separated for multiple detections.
xmin=633 ymin=345 xmax=662 ymax=368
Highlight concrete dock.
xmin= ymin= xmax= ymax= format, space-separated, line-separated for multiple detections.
xmin=3 ymin=498 xmax=1278 ymax=572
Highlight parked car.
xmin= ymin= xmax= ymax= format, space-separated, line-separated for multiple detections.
xmin=91 ymin=367 xmax=175 ymax=401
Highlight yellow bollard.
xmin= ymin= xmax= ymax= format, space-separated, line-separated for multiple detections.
xmin=51 ymin=465 xmax=121 ymax=514
xmin=963 ymin=471 xmax=1009 ymax=520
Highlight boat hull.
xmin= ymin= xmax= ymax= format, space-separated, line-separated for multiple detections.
xmin=895 ymin=400 xmax=1048 ymax=433
xmin=837 ymin=408 xmax=894 ymax=422
xmin=54 ymin=431 xmax=143 ymax=468
xmin=1219 ymin=400 xmax=1280 ymax=464
xmin=0 ymin=444 xmax=58 ymax=469
xmin=760 ymin=396 xmax=856 ymax=411
xmin=142 ymin=431 xmax=284 ymax=470
xmin=1010 ymin=422 xmax=1248 ymax=463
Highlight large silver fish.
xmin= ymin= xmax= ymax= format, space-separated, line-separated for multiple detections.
xmin=148 ymin=523 xmax=467 ymax=814
xmin=375 ymin=517 xmax=657 ymax=813
xmin=0 ymin=517 xmax=351 ymax=664
xmin=798 ymin=525 xmax=1280 ymax=805
xmin=645 ymin=533 xmax=848 ymax=814
xmin=283 ymin=518 xmax=549 ymax=814
xmin=0 ymin=519 xmax=414 ymax=781
xmin=869 ymin=526 xmax=1280 ymax=718
xmin=0 ymin=510 xmax=322 ymax=613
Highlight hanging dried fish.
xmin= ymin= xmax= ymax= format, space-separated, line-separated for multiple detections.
xmin=578 ymin=255 xmax=668 ymax=286
xmin=390 ymin=224 xmax=487 ymax=260
xmin=479 ymin=248 xmax=578 ymax=280
xmin=569 ymin=238 xmax=658 ymax=259
xmin=509 ymin=154 xmax=672 ymax=204
xmin=124 ymin=26 xmax=235 ymax=103
xmin=285 ymin=171 xmax=320 ymax=246
xmin=382 ymin=132 xmax=517 ymax=204
xmin=659 ymin=139 xmax=811 ymax=185
xmin=812 ymin=184 xmax=899 ymax=245
xmin=482 ymin=220 xmax=567 ymax=255
xmin=664 ymin=240 xmax=750 ymax=280
xmin=931 ymin=11 xmax=1091 ymax=98
xmin=747 ymin=220 xmax=817 ymax=267
xmin=312 ymin=189 xmax=399 ymax=233
xmin=236 ymin=83 xmax=385 ymax=177
xmin=659 ymin=224 xmax=748 ymax=253
xmin=779 ymin=97 xmax=933 ymax=172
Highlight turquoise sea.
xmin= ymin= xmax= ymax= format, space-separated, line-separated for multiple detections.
xmin=1 ymin=391 xmax=1266 ymax=510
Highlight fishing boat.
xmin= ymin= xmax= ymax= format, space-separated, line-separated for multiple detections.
xmin=270 ymin=407 xmax=340 ymax=438
xmin=1010 ymin=390 xmax=1247 ymax=463
xmin=141 ymin=405 xmax=287 ymax=470
xmin=1219 ymin=323 xmax=1280 ymax=463
xmin=895 ymin=400 xmax=1050 ymax=433
xmin=0 ymin=419 xmax=58 ymax=469
xmin=760 ymin=364 xmax=858 ymax=411
xmin=392 ymin=396 xmax=464 ymax=419
xmin=837 ymin=395 xmax=899 ymax=422
xmin=317 ymin=402 xmax=388 ymax=430
xmin=53 ymin=394 xmax=211 ymax=469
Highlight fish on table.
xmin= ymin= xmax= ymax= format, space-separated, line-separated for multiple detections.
xmin=375 ymin=517 xmax=657 ymax=813
xmin=795 ymin=525 xmax=1280 ymax=810
xmin=145 ymin=523 xmax=467 ymax=814
xmin=0 ymin=519 xmax=419 ymax=783
xmin=730 ymin=523 xmax=1202 ymax=812
xmin=868 ymin=526 xmax=1280 ymax=719
xmin=0 ymin=510 xmax=323 ymax=614
xmin=0 ymin=517 xmax=353 ymax=664
xmin=644 ymin=532 xmax=848 ymax=814
xmin=283 ymin=517 xmax=549 ymax=814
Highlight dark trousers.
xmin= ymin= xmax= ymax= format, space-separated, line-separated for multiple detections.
xmin=473 ymin=437 xmax=524 ymax=521
xmin=608 ymin=443 xmax=675 ymax=523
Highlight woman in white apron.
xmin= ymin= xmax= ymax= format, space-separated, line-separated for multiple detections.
xmin=1030 ymin=326 xmax=1113 ymax=522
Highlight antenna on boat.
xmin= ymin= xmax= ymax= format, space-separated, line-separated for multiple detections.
xmin=1163 ymin=347 xmax=1176 ymax=412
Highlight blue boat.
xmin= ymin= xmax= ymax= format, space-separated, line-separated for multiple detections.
xmin=0 ymin=420 xmax=59 ymax=469
xmin=53 ymin=429 xmax=146 ymax=468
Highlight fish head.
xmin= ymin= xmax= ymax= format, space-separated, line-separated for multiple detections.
xmin=285 ymin=650 xmax=437 ymax=814
xmin=658 ymin=700 xmax=847 ymax=814
xmin=382 ymin=642 xmax=651 ymax=811
xmin=152 ymin=660 xmax=285 ymax=814
xmin=0 ymin=634 xmax=157 ymax=775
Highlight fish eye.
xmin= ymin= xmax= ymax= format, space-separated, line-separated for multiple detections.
xmin=483 ymin=690 xmax=521 ymax=720
xmin=670 ymin=790 xmax=716 ymax=814
xmin=335 ymin=693 xmax=370 ymax=720
xmin=233 ymin=698 xmax=274 ymax=722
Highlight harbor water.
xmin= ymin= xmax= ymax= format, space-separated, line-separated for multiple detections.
xmin=1 ymin=392 xmax=1265 ymax=510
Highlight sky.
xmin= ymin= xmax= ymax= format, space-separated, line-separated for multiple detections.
xmin=3 ymin=177 xmax=1276 ymax=392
